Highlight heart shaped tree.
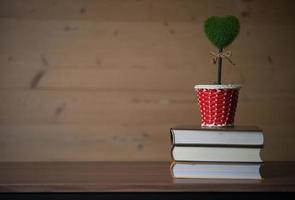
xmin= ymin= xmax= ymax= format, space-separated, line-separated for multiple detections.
xmin=204 ymin=16 xmax=240 ymax=84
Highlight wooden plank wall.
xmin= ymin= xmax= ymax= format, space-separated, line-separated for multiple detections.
xmin=0 ymin=0 xmax=294 ymax=161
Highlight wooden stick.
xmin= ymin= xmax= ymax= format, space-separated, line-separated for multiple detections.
xmin=217 ymin=48 xmax=223 ymax=84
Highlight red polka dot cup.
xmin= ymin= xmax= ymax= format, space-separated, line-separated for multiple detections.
xmin=194 ymin=84 xmax=241 ymax=127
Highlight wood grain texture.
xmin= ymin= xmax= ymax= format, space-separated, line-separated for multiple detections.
xmin=0 ymin=0 xmax=295 ymax=161
xmin=0 ymin=161 xmax=295 ymax=192
xmin=0 ymin=124 xmax=170 ymax=161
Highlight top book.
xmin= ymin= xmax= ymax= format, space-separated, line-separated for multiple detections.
xmin=170 ymin=126 xmax=264 ymax=146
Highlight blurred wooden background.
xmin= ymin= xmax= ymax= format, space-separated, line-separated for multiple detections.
xmin=0 ymin=0 xmax=294 ymax=161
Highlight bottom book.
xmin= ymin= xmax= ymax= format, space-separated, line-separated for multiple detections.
xmin=171 ymin=162 xmax=262 ymax=180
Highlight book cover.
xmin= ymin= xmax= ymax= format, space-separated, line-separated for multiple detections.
xmin=170 ymin=162 xmax=262 ymax=180
xmin=170 ymin=125 xmax=264 ymax=146
xmin=171 ymin=146 xmax=263 ymax=163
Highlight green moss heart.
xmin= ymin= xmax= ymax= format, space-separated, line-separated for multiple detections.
xmin=204 ymin=16 xmax=240 ymax=49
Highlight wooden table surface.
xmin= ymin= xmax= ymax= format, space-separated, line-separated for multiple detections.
xmin=0 ymin=162 xmax=294 ymax=192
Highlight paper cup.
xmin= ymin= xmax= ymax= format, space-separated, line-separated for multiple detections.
xmin=194 ymin=84 xmax=241 ymax=127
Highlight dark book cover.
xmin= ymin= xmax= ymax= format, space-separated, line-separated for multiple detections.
xmin=169 ymin=125 xmax=264 ymax=148
xmin=171 ymin=125 xmax=262 ymax=132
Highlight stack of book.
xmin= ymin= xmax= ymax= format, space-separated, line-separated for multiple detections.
xmin=170 ymin=126 xmax=264 ymax=179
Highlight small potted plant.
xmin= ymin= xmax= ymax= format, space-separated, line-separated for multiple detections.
xmin=195 ymin=16 xmax=241 ymax=127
